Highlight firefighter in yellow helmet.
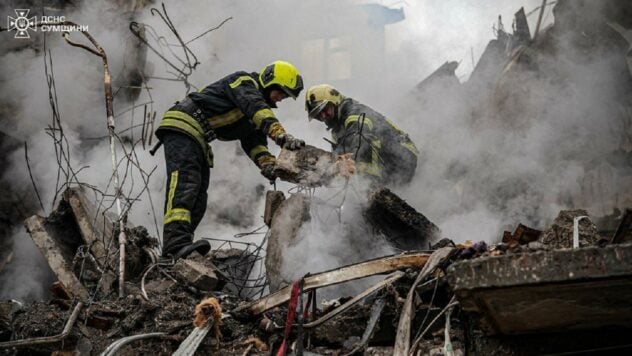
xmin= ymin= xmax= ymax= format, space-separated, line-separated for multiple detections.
xmin=305 ymin=84 xmax=419 ymax=186
xmin=155 ymin=61 xmax=305 ymax=259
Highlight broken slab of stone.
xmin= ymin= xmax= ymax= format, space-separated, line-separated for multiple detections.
xmin=539 ymin=209 xmax=600 ymax=248
xmin=263 ymin=190 xmax=285 ymax=227
xmin=274 ymin=145 xmax=339 ymax=187
xmin=448 ymin=242 xmax=632 ymax=334
xmin=265 ymin=194 xmax=311 ymax=292
xmin=24 ymin=215 xmax=89 ymax=300
xmin=173 ymin=256 xmax=220 ymax=292
xmin=63 ymin=187 xmax=117 ymax=269
xmin=365 ymin=188 xmax=440 ymax=251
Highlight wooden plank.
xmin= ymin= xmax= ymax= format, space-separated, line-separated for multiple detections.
xmin=24 ymin=215 xmax=89 ymax=300
xmin=394 ymin=247 xmax=455 ymax=356
xmin=235 ymin=252 xmax=430 ymax=316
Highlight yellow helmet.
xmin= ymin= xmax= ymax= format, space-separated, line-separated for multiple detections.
xmin=305 ymin=84 xmax=343 ymax=121
xmin=259 ymin=60 xmax=304 ymax=99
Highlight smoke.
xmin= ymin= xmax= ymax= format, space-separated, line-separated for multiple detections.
xmin=0 ymin=227 xmax=55 ymax=302
xmin=1 ymin=0 xmax=630 ymax=299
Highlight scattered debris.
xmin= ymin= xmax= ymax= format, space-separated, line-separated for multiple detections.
xmin=275 ymin=145 xmax=356 ymax=187
xmin=173 ymin=257 xmax=221 ymax=292
xmin=2 ymin=1 xmax=632 ymax=355
xmin=23 ymin=215 xmax=90 ymax=301
xmin=502 ymin=223 xmax=542 ymax=245
xmin=540 ymin=209 xmax=600 ymax=248
xmin=366 ymin=187 xmax=441 ymax=250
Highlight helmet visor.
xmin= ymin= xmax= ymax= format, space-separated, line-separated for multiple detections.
xmin=308 ymin=101 xmax=329 ymax=121
xmin=280 ymin=74 xmax=304 ymax=99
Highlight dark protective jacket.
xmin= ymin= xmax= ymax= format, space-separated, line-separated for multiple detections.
xmin=331 ymin=97 xmax=419 ymax=185
xmin=156 ymin=71 xmax=285 ymax=168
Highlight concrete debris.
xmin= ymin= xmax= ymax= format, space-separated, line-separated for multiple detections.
xmin=265 ymin=194 xmax=311 ymax=291
xmin=366 ymin=187 xmax=441 ymax=250
xmin=449 ymin=242 xmax=632 ymax=334
xmin=63 ymin=187 xmax=117 ymax=269
xmin=3 ymin=1 xmax=632 ymax=355
xmin=274 ymin=145 xmax=355 ymax=186
xmin=23 ymin=215 xmax=90 ymax=301
xmin=6 ymin=203 xmax=632 ymax=354
xmin=173 ymin=257 xmax=221 ymax=292
xmin=540 ymin=209 xmax=601 ymax=248
xmin=263 ymin=190 xmax=285 ymax=227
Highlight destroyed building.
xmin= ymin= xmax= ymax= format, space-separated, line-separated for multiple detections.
xmin=0 ymin=0 xmax=631 ymax=355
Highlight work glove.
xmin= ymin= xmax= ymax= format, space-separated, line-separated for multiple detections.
xmin=275 ymin=133 xmax=305 ymax=151
xmin=260 ymin=162 xmax=278 ymax=182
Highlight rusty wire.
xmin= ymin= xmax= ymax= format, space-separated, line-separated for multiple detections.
xmin=129 ymin=3 xmax=231 ymax=93
xmin=200 ymin=228 xmax=270 ymax=299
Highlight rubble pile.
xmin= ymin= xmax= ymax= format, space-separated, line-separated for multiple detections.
xmin=0 ymin=1 xmax=631 ymax=355
xmin=1 ymin=181 xmax=630 ymax=355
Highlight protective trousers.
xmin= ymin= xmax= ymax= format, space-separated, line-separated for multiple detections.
xmin=161 ymin=131 xmax=210 ymax=257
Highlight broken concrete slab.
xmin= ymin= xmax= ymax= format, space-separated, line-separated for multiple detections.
xmin=448 ymin=242 xmax=632 ymax=334
xmin=63 ymin=187 xmax=117 ymax=268
xmin=365 ymin=188 xmax=440 ymax=250
xmin=265 ymin=194 xmax=311 ymax=291
xmin=173 ymin=258 xmax=220 ymax=292
xmin=24 ymin=216 xmax=89 ymax=300
xmin=275 ymin=145 xmax=341 ymax=187
xmin=540 ymin=209 xmax=600 ymax=248
xmin=263 ymin=190 xmax=285 ymax=227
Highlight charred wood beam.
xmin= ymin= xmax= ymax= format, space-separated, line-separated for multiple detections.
xmin=343 ymin=296 xmax=387 ymax=355
xmin=394 ymin=247 xmax=455 ymax=356
xmin=234 ymin=252 xmax=430 ymax=316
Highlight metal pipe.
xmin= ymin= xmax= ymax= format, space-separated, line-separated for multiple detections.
xmin=573 ymin=216 xmax=589 ymax=248
xmin=100 ymin=332 xmax=166 ymax=356
xmin=0 ymin=302 xmax=83 ymax=349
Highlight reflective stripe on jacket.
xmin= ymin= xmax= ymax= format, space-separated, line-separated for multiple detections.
xmin=156 ymin=71 xmax=279 ymax=167
xmin=331 ymin=98 xmax=419 ymax=180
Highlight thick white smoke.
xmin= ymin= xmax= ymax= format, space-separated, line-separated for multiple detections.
xmin=1 ymin=0 xmax=629 ymax=299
